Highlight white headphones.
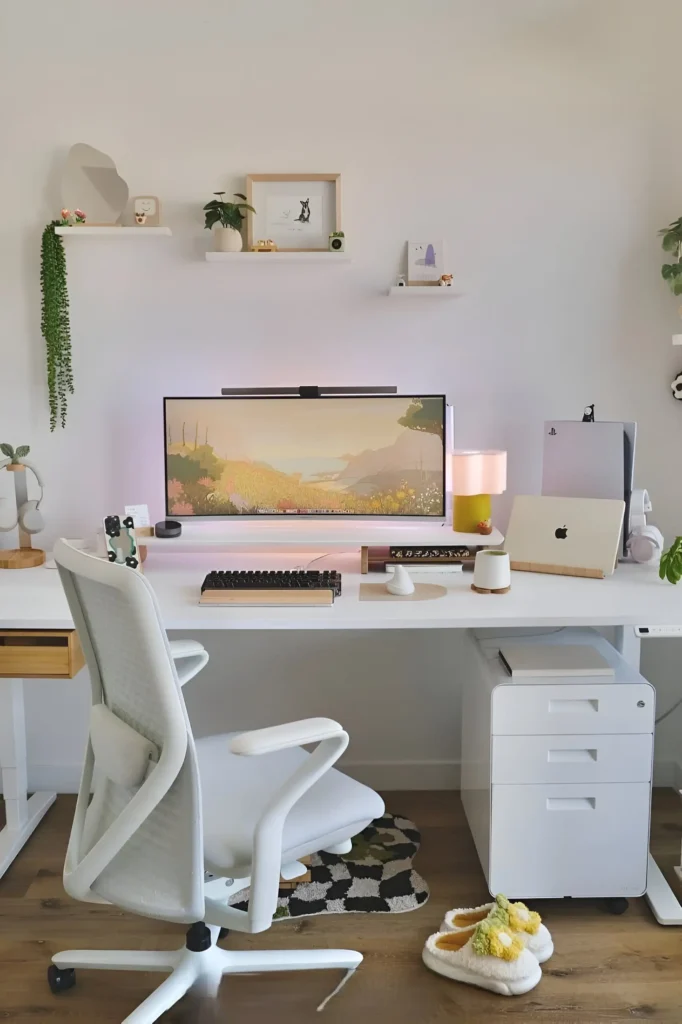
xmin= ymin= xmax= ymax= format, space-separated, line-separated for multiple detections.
xmin=0 ymin=458 xmax=45 ymax=535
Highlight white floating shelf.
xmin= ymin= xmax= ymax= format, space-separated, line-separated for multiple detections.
xmin=55 ymin=226 xmax=172 ymax=236
xmin=205 ymin=251 xmax=351 ymax=263
xmin=388 ymin=286 xmax=458 ymax=297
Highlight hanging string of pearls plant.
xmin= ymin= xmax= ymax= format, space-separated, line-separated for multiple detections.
xmin=40 ymin=217 xmax=74 ymax=430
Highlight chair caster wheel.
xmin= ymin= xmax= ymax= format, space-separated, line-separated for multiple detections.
xmin=219 ymin=927 xmax=229 ymax=941
xmin=604 ymin=897 xmax=629 ymax=915
xmin=47 ymin=965 xmax=76 ymax=994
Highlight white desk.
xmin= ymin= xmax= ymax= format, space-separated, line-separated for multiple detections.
xmin=2 ymin=551 xmax=682 ymax=926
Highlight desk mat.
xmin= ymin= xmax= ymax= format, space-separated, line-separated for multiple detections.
xmin=359 ymin=582 xmax=447 ymax=601
xmin=229 ymin=813 xmax=428 ymax=919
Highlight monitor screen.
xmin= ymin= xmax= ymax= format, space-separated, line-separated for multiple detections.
xmin=164 ymin=395 xmax=446 ymax=517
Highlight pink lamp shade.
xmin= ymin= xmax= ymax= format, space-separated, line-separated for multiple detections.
xmin=451 ymin=450 xmax=507 ymax=496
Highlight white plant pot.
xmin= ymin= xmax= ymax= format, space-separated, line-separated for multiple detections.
xmin=214 ymin=226 xmax=243 ymax=252
xmin=473 ymin=550 xmax=511 ymax=593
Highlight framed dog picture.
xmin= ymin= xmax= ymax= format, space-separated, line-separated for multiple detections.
xmin=246 ymin=174 xmax=341 ymax=252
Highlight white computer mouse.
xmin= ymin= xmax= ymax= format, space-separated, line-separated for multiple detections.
xmin=386 ymin=564 xmax=415 ymax=596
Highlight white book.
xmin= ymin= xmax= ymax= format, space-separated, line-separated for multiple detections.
xmin=499 ymin=644 xmax=614 ymax=679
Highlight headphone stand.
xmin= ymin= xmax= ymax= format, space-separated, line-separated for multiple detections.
xmin=0 ymin=466 xmax=45 ymax=570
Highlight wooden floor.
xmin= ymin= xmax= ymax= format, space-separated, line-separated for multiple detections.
xmin=1 ymin=792 xmax=682 ymax=1023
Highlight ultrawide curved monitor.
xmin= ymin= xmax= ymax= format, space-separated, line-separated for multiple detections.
xmin=164 ymin=394 xmax=446 ymax=518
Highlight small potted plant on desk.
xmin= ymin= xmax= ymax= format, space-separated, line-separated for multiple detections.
xmin=203 ymin=192 xmax=256 ymax=253
xmin=660 ymin=537 xmax=682 ymax=584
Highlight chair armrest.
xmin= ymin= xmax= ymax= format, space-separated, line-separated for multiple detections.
xmin=168 ymin=640 xmax=209 ymax=686
xmin=234 ymin=719 xmax=349 ymax=933
xmin=229 ymin=718 xmax=344 ymax=756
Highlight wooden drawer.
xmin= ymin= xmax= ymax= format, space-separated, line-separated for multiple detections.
xmin=0 ymin=630 xmax=85 ymax=678
xmin=492 ymin=733 xmax=653 ymax=785
xmin=491 ymin=681 xmax=655 ymax=736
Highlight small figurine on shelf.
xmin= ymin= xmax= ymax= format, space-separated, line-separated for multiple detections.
xmin=252 ymin=239 xmax=278 ymax=252
xmin=329 ymin=230 xmax=345 ymax=252
xmin=439 ymin=273 xmax=454 ymax=287
xmin=74 ymin=209 xmax=86 ymax=224
xmin=396 ymin=273 xmax=407 ymax=287
xmin=477 ymin=518 xmax=494 ymax=536
xmin=135 ymin=211 xmax=147 ymax=225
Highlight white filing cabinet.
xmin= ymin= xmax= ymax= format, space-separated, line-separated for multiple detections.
xmin=460 ymin=629 xmax=654 ymax=901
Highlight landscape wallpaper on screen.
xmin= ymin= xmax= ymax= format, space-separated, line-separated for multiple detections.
xmin=164 ymin=396 xmax=445 ymax=517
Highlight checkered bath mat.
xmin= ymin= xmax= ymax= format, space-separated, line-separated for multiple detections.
xmin=229 ymin=813 xmax=429 ymax=920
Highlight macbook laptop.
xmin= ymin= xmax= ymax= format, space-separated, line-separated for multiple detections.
xmin=505 ymin=495 xmax=625 ymax=578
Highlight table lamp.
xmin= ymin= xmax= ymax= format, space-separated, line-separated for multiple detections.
xmin=451 ymin=450 xmax=507 ymax=534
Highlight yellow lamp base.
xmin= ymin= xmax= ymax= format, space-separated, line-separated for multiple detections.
xmin=453 ymin=494 xmax=491 ymax=533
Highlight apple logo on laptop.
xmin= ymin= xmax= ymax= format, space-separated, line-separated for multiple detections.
xmin=555 ymin=526 xmax=568 ymax=540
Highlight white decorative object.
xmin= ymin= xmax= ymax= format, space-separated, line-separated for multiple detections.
xmin=627 ymin=525 xmax=664 ymax=566
xmin=407 ymin=240 xmax=444 ymax=286
xmin=386 ymin=564 xmax=415 ymax=596
xmin=133 ymin=196 xmax=161 ymax=227
xmin=472 ymin=550 xmax=511 ymax=594
xmin=672 ymin=372 xmax=682 ymax=400
xmin=396 ymin=274 xmax=407 ymax=287
xmin=62 ymin=143 xmax=129 ymax=225
xmin=214 ymin=226 xmax=243 ymax=252
xmin=439 ymin=274 xmax=453 ymax=287
xmin=329 ymin=232 xmax=345 ymax=252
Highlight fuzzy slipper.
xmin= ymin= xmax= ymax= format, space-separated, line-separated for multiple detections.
xmin=441 ymin=894 xmax=553 ymax=963
xmin=423 ymin=919 xmax=542 ymax=996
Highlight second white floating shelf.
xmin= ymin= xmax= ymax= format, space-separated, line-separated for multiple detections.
xmin=205 ymin=251 xmax=351 ymax=263
xmin=388 ymin=286 xmax=458 ymax=297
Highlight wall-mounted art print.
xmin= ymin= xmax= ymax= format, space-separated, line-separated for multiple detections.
xmin=246 ymin=174 xmax=341 ymax=251
xmin=408 ymin=240 xmax=444 ymax=286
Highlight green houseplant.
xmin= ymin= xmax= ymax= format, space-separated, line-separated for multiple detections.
xmin=203 ymin=192 xmax=256 ymax=253
xmin=0 ymin=443 xmax=30 ymax=464
xmin=660 ymin=217 xmax=682 ymax=295
xmin=40 ymin=221 xmax=73 ymax=430
xmin=660 ymin=536 xmax=682 ymax=584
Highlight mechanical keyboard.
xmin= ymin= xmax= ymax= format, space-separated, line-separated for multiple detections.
xmin=199 ymin=569 xmax=342 ymax=607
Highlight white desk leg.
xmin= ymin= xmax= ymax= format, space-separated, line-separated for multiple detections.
xmin=613 ymin=626 xmax=682 ymax=924
xmin=0 ymin=678 xmax=56 ymax=879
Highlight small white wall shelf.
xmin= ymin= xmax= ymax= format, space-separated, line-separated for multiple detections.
xmin=205 ymin=251 xmax=351 ymax=264
xmin=55 ymin=226 xmax=172 ymax=236
xmin=388 ymin=286 xmax=458 ymax=298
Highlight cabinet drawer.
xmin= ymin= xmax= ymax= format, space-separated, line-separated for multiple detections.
xmin=490 ymin=782 xmax=650 ymax=898
xmin=492 ymin=682 xmax=654 ymax=735
xmin=492 ymin=733 xmax=653 ymax=785
xmin=0 ymin=631 xmax=85 ymax=678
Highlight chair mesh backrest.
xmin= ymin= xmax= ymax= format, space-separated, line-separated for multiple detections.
xmin=57 ymin=549 xmax=204 ymax=924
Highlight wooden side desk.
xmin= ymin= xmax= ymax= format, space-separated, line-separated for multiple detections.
xmin=0 ymin=629 xmax=84 ymax=878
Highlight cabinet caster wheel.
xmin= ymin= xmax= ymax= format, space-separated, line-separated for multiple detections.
xmin=47 ymin=965 xmax=76 ymax=994
xmin=604 ymin=897 xmax=629 ymax=915
xmin=219 ymin=927 xmax=229 ymax=941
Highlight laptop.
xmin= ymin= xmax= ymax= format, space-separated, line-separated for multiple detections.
xmin=505 ymin=495 xmax=625 ymax=578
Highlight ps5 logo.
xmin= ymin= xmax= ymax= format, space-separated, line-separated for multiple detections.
xmin=548 ymin=428 xmax=557 ymax=436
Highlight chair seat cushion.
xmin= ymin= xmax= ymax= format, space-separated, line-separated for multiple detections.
xmin=196 ymin=733 xmax=385 ymax=876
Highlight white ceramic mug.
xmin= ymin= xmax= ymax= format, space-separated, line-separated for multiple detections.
xmin=473 ymin=549 xmax=511 ymax=591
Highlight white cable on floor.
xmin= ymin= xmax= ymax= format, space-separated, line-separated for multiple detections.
xmin=316 ymin=967 xmax=357 ymax=1012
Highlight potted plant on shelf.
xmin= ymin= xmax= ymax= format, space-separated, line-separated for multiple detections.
xmin=203 ymin=192 xmax=256 ymax=253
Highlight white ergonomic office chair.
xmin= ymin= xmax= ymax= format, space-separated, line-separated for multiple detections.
xmin=50 ymin=540 xmax=384 ymax=1023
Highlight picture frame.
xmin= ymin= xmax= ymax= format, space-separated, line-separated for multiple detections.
xmin=246 ymin=174 xmax=341 ymax=252
xmin=407 ymin=240 xmax=444 ymax=286
xmin=132 ymin=195 xmax=161 ymax=227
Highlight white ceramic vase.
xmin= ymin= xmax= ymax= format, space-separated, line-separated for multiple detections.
xmin=473 ymin=550 xmax=511 ymax=593
xmin=214 ymin=226 xmax=243 ymax=252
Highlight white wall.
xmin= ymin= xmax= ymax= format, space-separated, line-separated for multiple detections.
xmin=2 ymin=0 xmax=682 ymax=790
